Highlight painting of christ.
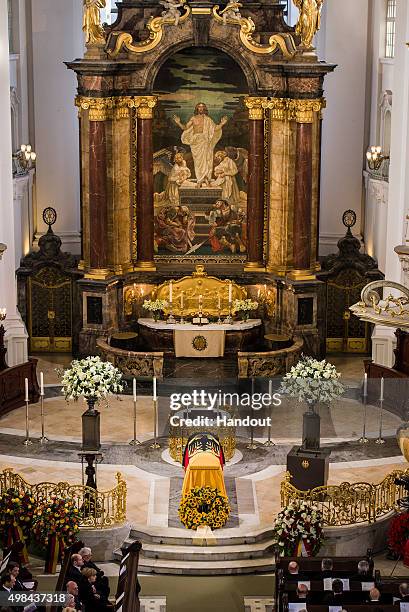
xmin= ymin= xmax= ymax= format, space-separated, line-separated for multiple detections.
xmin=153 ymin=47 xmax=248 ymax=259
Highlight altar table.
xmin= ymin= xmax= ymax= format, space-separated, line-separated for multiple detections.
xmin=181 ymin=451 xmax=227 ymax=498
xmin=138 ymin=318 xmax=262 ymax=357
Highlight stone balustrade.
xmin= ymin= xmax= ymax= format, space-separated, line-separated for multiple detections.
xmin=96 ymin=337 xmax=164 ymax=378
xmin=237 ymin=336 xmax=304 ymax=378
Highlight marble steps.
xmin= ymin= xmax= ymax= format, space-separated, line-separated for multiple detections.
xmin=114 ymin=525 xmax=277 ymax=575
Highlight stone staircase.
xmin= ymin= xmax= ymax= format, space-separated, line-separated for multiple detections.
xmin=114 ymin=525 xmax=276 ymax=575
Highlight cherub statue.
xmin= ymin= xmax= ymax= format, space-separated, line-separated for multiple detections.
xmin=292 ymin=0 xmax=324 ymax=50
xmin=160 ymin=0 xmax=185 ymax=26
xmin=83 ymin=0 xmax=106 ymax=46
xmin=220 ymin=0 xmax=243 ymax=25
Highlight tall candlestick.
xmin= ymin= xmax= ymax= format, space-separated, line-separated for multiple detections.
xmin=25 ymin=378 xmax=29 ymax=402
xmin=153 ymin=377 xmax=157 ymax=401
xmin=40 ymin=372 xmax=44 ymax=396
xmin=228 ymin=283 xmax=232 ymax=304
xmin=380 ymin=376 xmax=384 ymax=401
xmin=180 ymin=292 xmax=184 ymax=310
xmin=133 ymin=378 xmax=137 ymax=402
xmin=169 ymin=281 xmax=173 ymax=303
xmin=130 ymin=377 xmax=140 ymax=446
xmin=264 ymin=378 xmax=275 ymax=447
xmin=268 ymin=379 xmax=273 ymax=398
xmin=218 ymin=294 xmax=221 ymax=309
xmin=363 ymin=372 xmax=367 ymax=397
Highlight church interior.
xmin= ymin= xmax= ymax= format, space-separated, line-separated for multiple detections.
xmin=2 ymin=0 xmax=409 ymax=611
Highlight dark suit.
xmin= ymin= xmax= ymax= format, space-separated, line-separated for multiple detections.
xmin=83 ymin=561 xmax=110 ymax=598
xmin=323 ymin=592 xmax=346 ymax=606
xmin=0 ymin=586 xmax=23 ymax=612
xmin=66 ymin=565 xmax=84 ymax=587
xmin=78 ymin=580 xmax=110 ymax=612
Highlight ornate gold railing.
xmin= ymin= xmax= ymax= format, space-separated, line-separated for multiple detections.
xmin=280 ymin=469 xmax=409 ymax=526
xmin=0 ymin=468 xmax=127 ymax=529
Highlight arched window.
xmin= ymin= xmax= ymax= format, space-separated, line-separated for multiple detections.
xmin=385 ymin=0 xmax=396 ymax=58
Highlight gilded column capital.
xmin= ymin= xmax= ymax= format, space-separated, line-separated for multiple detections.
xmin=244 ymin=97 xmax=267 ymax=120
xmin=114 ymin=96 xmax=135 ymax=120
xmin=287 ymin=98 xmax=326 ymax=123
xmin=265 ymin=98 xmax=287 ymax=121
xmin=75 ymin=96 xmax=115 ymax=121
xmin=134 ymin=96 xmax=158 ymax=119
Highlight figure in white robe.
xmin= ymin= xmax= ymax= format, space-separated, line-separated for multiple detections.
xmin=165 ymin=153 xmax=191 ymax=206
xmin=173 ymin=103 xmax=228 ymax=188
xmin=212 ymin=150 xmax=240 ymax=204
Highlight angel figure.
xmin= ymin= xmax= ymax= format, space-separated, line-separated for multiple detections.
xmin=220 ymin=1 xmax=243 ymax=25
xmin=160 ymin=0 xmax=185 ymax=26
xmin=292 ymin=0 xmax=324 ymax=50
xmin=83 ymin=0 xmax=106 ymax=46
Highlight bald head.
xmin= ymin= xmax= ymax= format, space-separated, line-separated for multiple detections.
xmin=400 ymin=583 xmax=409 ymax=597
xmin=66 ymin=581 xmax=78 ymax=596
xmin=297 ymin=584 xmax=309 ymax=599
xmin=288 ymin=561 xmax=299 ymax=575
xmin=369 ymin=588 xmax=380 ymax=601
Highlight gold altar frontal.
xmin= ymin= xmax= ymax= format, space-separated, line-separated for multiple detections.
xmin=168 ymin=408 xmax=236 ymax=463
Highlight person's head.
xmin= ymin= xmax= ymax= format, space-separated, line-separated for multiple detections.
xmin=332 ymin=579 xmax=344 ymax=595
xmin=195 ymin=103 xmax=208 ymax=116
xmin=71 ymin=553 xmax=84 ymax=568
xmin=358 ymin=559 xmax=370 ymax=575
xmin=66 ymin=595 xmax=76 ymax=608
xmin=215 ymin=150 xmax=227 ymax=164
xmin=321 ymin=558 xmax=333 ymax=572
xmin=0 ymin=574 xmax=15 ymax=589
xmin=6 ymin=561 xmax=19 ymax=578
xmin=399 ymin=583 xmax=409 ymax=597
xmin=297 ymin=584 xmax=309 ymax=599
xmin=174 ymin=152 xmax=185 ymax=165
xmin=66 ymin=581 xmax=78 ymax=596
xmin=82 ymin=567 xmax=97 ymax=583
xmin=79 ymin=547 xmax=92 ymax=563
xmin=288 ymin=561 xmax=299 ymax=575
xmin=369 ymin=588 xmax=381 ymax=601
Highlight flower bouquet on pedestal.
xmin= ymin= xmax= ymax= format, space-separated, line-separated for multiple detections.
xmin=143 ymin=299 xmax=168 ymax=322
xmin=272 ymin=501 xmax=324 ymax=557
xmin=280 ymin=355 xmax=344 ymax=407
xmin=232 ymin=299 xmax=259 ymax=322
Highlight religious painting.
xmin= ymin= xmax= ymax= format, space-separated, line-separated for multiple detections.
xmin=153 ymin=47 xmax=249 ymax=260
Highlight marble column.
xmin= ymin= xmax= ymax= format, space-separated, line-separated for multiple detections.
xmin=135 ymin=97 xmax=157 ymax=271
xmin=76 ymin=97 xmax=113 ymax=279
xmin=0 ymin=0 xmax=28 ymax=365
xmin=244 ymin=98 xmax=266 ymax=271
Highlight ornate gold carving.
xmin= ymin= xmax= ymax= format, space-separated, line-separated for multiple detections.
xmin=134 ymin=96 xmax=158 ymax=119
xmin=350 ymin=280 xmax=409 ymax=329
xmin=264 ymin=97 xmax=326 ymax=123
xmin=293 ymin=0 xmax=324 ymax=51
xmin=114 ymin=96 xmax=135 ymax=120
xmin=244 ymin=97 xmax=267 ymax=121
xmin=83 ymin=0 xmax=106 ymax=46
xmin=108 ymin=3 xmax=191 ymax=58
xmin=155 ymin=265 xmax=247 ymax=317
xmin=281 ymin=467 xmax=408 ymax=526
xmin=302 ymin=460 xmax=309 ymax=469
xmin=75 ymin=96 xmax=115 ymax=121
xmin=212 ymin=5 xmax=297 ymax=59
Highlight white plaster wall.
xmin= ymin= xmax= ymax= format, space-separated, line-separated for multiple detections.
xmin=30 ymin=0 xmax=83 ymax=254
xmin=317 ymin=0 xmax=370 ymax=256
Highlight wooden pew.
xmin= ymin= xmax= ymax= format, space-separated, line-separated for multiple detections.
xmin=0 ymin=358 xmax=40 ymax=417
xmin=115 ymin=541 xmax=142 ymax=612
xmin=49 ymin=540 xmax=84 ymax=612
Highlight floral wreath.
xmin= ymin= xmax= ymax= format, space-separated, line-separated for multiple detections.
xmin=272 ymin=501 xmax=324 ymax=557
xmin=32 ymin=496 xmax=81 ymax=547
xmin=388 ymin=512 xmax=409 ymax=557
xmin=179 ymin=487 xmax=230 ymax=530
xmin=0 ymin=488 xmax=35 ymax=547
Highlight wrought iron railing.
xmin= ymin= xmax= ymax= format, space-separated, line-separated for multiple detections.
xmin=280 ymin=469 xmax=409 ymax=526
xmin=0 ymin=468 xmax=127 ymax=529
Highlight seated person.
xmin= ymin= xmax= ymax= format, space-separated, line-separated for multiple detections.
xmin=78 ymin=568 xmax=111 ymax=612
xmin=0 ymin=573 xmax=22 ymax=612
xmin=289 ymin=583 xmax=312 ymax=604
xmin=351 ymin=559 xmax=372 ymax=582
xmin=286 ymin=561 xmax=307 ymax=581
xmin=79 ymin=547 xmax=109 ymax=599
xmin=396 ymin=583 xmax=409 ymax=603
xmin=321 ymin=558 xmax=334 ymax=579
xmin=66 ymin=555 xmax=85 ymax=586
xmin=5 ymin=563 xmax=28 ymax=592
xmin=323 ymin=578 xmax=346 ymax=605
xmin=66 ymin=581 xmax=83 ymax=611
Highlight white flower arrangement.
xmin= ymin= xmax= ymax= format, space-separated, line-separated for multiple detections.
xmin=232 ymin=299 xmax=259 ymax=313
xmin=143 ymin=299 xmax=168 ymax=312
xmin=280 ymin=355 xmax=344 ymax=405
xmin=60 ymin=356 xmax=123 ymax=401
xmin=272 ymin=501 xmax=324 ymax=556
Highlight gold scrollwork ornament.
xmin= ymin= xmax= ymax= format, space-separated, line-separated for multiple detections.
xmin=212 ymin=5 xmax=296 ymax=59
xmin=83 ymin=0 xmax=107 ymax=46
xmin=293 ymin=0 xmax=324 ymax=51
xmin=108 ymin=2 xmax=191 ymax=58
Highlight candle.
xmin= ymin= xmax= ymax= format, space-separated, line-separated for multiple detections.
xmin=228 ymin=283 xmax=232 ymax=304
xmin=40 ymin=372 xmax=44 ymax=396
xmin=363 ymin=373 xmax=367 ymax=397
xmin=380 ymin=376 xmax=384 ymax=401
xmin=268 ymin=379 xmax=273 ymax=398
xmin=133 ymin=378 xmax=137 ymax=402
xmin=153 ymin=377 xmax=157 ymax=401
xmin=180 ymin=292 xmax=184 ymax=309
xmin=25 ymin=378 xmax=29 ymax=402
xmin=169 ymin=281 xmax=173 ymax=303
xmin=218 ymin=294 xmax=221 ymax=309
